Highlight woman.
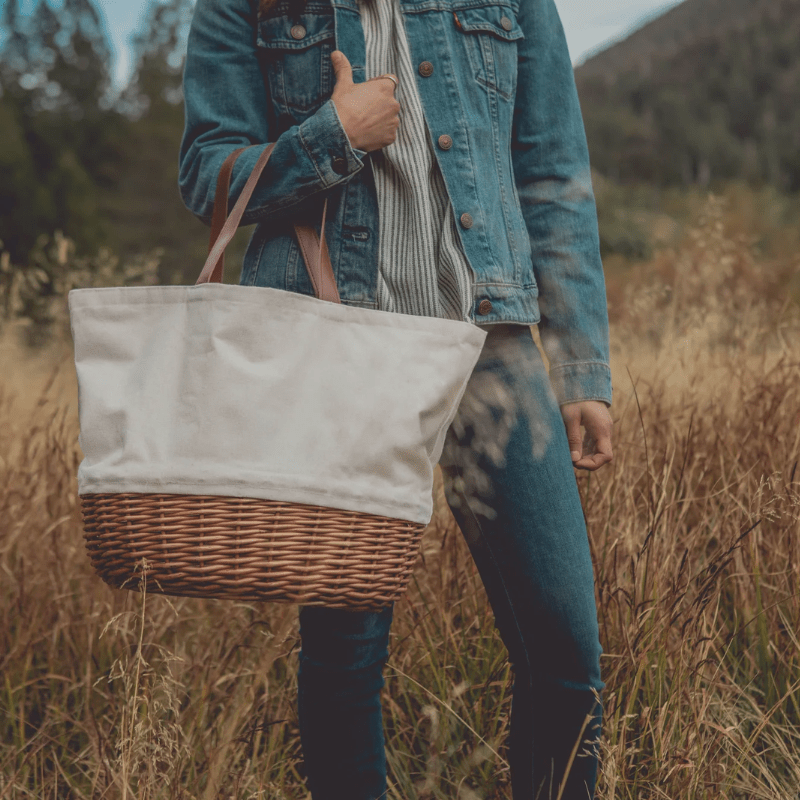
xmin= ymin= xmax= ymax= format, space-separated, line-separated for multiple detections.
xmin=180 ymin=0 xmax=614 ymax=797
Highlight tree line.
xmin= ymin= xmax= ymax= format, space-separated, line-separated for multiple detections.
xmin=0 ymin=0 xmax=203 ymax=284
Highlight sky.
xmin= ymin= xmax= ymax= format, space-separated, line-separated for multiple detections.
xmin=94 ymin=0 xmax=684 ymax=90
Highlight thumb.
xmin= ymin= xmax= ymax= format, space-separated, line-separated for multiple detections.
xmin=563 ymin=409 xmax=583 ymax=462
xmin=331 ymin=50 xmax=353 ymax=87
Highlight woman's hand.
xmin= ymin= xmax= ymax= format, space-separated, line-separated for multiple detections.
xmin=560 ymin=400 xmax=614 ymax=471
xmin=330 ymin=50 xmax=401 ymax=153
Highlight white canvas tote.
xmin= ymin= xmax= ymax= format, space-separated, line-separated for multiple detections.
xmin=69 ymin=143 xmax=487 ymax=529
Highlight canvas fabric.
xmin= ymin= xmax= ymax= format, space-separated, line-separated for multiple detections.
xmin=69 ymin=282 xmax=486 ymax=525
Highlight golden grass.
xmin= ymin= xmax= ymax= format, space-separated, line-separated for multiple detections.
xmin=1 ymin=191 xmax=800 ymax=798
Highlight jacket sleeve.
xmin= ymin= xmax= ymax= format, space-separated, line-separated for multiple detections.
xmin=179 ymin=0 xmax=367 ymax=227
xmin=511 ymin=0 xmax=613 ymax=408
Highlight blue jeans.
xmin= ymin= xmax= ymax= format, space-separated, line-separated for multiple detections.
xmin=297 ymin=324 xmax=606 ymax=800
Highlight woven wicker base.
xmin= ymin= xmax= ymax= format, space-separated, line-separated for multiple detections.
xmin=80 ymin=493 xmax=426 ymax=611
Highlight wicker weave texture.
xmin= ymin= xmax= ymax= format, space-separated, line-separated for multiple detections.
xmin=81 ymin=493 xmax=426 ymax=611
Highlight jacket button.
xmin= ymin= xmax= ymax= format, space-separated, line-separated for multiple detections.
xmin=438 ymin=134 xmax=452 ymax=150
xmin=290 ymin=24 xmax=306 ymax=39
xmin=460 ymin=212 xmax=473 ymax=228
xmin=419 ymin=61 xmax=434 ymax=77
xmin=331 ymin=156 xmax=347 ymax=174
xmin=500 ymin=16 xmax=513 ymax=31
xmin=477 ymin=299 xmax=493 ymax=315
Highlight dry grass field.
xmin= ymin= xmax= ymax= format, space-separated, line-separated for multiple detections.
xmin=1 ymin=191 xmax=800 ymax=799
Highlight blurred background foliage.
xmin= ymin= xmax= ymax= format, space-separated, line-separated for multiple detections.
xmin=0 ymin=0 xmax=799 ymax=346
xmin=0 ymin=0 xmax=249 ymax=295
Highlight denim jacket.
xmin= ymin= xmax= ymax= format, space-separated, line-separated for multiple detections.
xmin=179 ymin=0 xmax=613 ymax=408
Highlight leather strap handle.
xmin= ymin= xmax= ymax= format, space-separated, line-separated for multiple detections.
xmin=297 ymin=199 xmax=337 ymax=302
xmin=206 ymin=145 xmax=248 ymax=283
xmin=197 ymin=143 xmax=341 ymax=305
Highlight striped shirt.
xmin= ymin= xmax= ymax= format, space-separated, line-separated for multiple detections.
xmin=357 ymin=0 xmax=475 ymax=322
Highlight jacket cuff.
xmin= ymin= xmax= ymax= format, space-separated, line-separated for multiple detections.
xmin=299 ymin=99 xmax=367 ymax=184
xmin=549 ymin=361 xmax=613 ymax=408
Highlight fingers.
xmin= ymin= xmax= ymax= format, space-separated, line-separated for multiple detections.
xmin=561 ymin=401 xmax=614 ymax=472
xmin=574 ymin=426 xmax=613 ymax=471
xmin=562 ymin=405 xmax=584 ymax=464
xmin=572 ymin=430 xmax=613 ymax=471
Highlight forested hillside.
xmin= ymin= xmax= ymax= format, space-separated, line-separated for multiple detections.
xmin=574 ymin=0 xmax=800 ymax=190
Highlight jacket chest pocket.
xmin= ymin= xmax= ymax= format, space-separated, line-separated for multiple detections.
xmin=452 ymin=3 xmax=524 ymax=101
xmin=257 ymin=12 xmax=336 ymax=118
